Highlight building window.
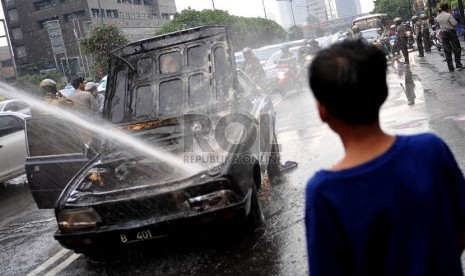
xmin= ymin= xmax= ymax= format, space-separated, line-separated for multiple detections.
xmin=91 ymin=9 xmax=99 ymax=17
xmin=33 ymin=0 xmax=57 ymax=11
xmin=161 ymin=13 xmax=170 ymax=20
xmin=63 ymin=10 xmax=85 ymax=22
xmin=11 ymin=28 xmax=23 ymax=40
xmin=133 ymin=0 xmax=141 ymax=4
xmin=125 ymin=12 xmax=129 ymax=18
xmin=8 ymin=9 xmax=19 ymax=23
xmin=16 ymin=46 xmax=27 ymax=58
xmin=37 ymin=16 xmax=59 ymax=29
xmin=60 ymin=0 xmax=79 ymax=3
xmin=106 ymin=10 xmax=118 ymax=18
xmin=5 ymin=0 xmax=15 ymax=8
xmin=117 ymin=0 xmax=121 ymax=2
xmin=119 ymin=12 xmax=124 ymax=18
xmin=123 ymin=0 xmax=131 ymax=3
xmin=143 ymin=0 xmax=150 ymax=5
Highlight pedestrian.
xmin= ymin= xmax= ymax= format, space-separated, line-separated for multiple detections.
xmin=394 ymin=17 xmax=409 ymax=63
xmin=69 ymin=77 xmax=99 ymax=118
xmin=412 ymin=15 xmax=424 ymax=57
xmin=241 ymin=47 xmax=266 ymax=90
xmin=453 ymin=6 xmax=464 ymax=39
xmin=84 ymin=82 xmax=104 ymax=118
xmin=69 ymin=77 xmax=99 ymax=145
xmin=351 ymin=25 xmax=363 ymax=40
xmin=436 ymin=3 xmax=463 ymax=72
xmin=305 ymin=39 xmax=465 ymax=276
xmin=420 ymin=14 xmax=432 ymax=52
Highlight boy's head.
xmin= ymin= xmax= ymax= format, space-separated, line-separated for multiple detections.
xmin=309 ymin=39 xmax=388 ymax=126
xmin=72 ymin=77 xmax=84 ymax=90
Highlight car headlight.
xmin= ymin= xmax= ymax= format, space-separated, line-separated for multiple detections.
xmin=58 ymin=208 xmax=102 ymax=230
xmin=277 ymin=71 xmax=286 ymax=80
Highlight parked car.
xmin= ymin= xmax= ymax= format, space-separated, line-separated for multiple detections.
xmin=24 ymin=26 xmax=280 ymax=259
xmin=0 ymin=99 xmax=31 ymax=115
xmin=361 ymin=28 xmax=379 ymax=44
xmin=0 ymin=112 xmax=29 ymax=184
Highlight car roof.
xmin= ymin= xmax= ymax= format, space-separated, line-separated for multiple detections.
xmin=0 ymin=111 xmax=30 ymax=119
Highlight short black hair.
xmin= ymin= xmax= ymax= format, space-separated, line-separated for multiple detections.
xmin=440 ymin=3 xmax=449 ymax=11
xmin=308 ymin=39 xmax=388 ymax=125
xmin=72 ymin=77 xmax=84 ymax=89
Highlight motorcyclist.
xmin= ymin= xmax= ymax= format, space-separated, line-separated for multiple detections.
xmin=297 ymin=39 xmax=320 ymax=66
xmin=376 ymin=27 xmax=391 ymax=57
xmin=394 ymin=17 xmax=410 ymax=64
xmin=412 ymin=15 xmax=424 ymax=57
xmin=420 ymin=14 xmax=432 ymax=52
xmin=241 ymin=47 xmax=266 ymax=89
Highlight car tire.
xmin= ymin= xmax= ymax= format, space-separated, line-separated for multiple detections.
xmin=267 ymin=134 xmax=282 ymax=179
xmin=245 ymin=184 xmax=264 ymax=230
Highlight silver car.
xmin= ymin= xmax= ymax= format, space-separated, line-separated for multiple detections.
xmin=0 ymin=99 xmax=31 ymax=116
xmin=0 ymin=112 xmax=29 ymax=184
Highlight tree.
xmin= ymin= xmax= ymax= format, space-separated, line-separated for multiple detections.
xmin=288 ymin=25 xmax=304 ymax=40
xmin=156 ymin=9 xmax=286 ymax=51
xmin=373 ymin=0 xmax=413 ymax=21
xmin=80 ymin=24 xmax=128 ymax=78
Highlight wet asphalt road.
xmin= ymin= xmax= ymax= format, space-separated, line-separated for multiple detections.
xmin=3 ymin=46 xmax=465 ymax=275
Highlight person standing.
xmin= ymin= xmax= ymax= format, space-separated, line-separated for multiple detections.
xmin=305 ymin=39 xmax=465 ymax=276
xmin=84 ymin=82 xmax=104 ymax=118
xmin=69 ymin=77 xmax=99 ymax=118
xmin=420 ymin=14 xmax=432 ymax=52
xmin=31 ymin=79 xmax=73 ymax=116
xmin=394 ymin=17 xmax=409 ymax=63
xmin=412 ymin=15 xmax=424 ymax=57
xmin=436 ymin=3 xmax=463 ymax=71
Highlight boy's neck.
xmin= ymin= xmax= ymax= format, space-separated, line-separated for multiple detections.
xmin=330 ymin=123 xmax=395 ymax=171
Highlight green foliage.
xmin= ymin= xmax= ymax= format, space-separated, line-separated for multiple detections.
xmin=288 ymin=25 xmax=304 ymax=40
xmin=156 ymin=8 xmax=286 ymax=51
xmin=80 ymin=24 xmax=128 ymax=77
xmin=373 ymin=0 xmax=414 ymax=21
xmin=15 ymin=70 xmax=64 ymax=96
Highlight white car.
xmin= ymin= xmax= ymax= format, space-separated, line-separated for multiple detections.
xmin=0 ymin=112 xmax=29 ymax=184
xmin=0 ymin=99 xmax=31 ymax=115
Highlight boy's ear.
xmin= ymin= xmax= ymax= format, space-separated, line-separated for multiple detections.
xmin=317 ymin=101 xmax=329 ymax=123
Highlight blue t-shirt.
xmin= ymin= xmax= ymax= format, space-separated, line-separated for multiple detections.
xmin=305 ymin=133 xmax=465 ymax=276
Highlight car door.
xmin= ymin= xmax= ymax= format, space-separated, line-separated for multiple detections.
xmin=0 ymin=114 xmax=27 ymax=181
xmin=25 ymin=116 xmax=93 ymax=209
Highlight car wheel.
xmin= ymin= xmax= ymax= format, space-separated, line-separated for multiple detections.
xmin=267 ymin=134 xmax=282 ymax=179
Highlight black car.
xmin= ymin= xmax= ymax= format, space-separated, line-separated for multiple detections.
xmin=25 ymin=26 xmax=280 ymax=258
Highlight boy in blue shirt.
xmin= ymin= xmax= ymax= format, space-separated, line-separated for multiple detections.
xmin=305 ymin=39 xmax=465 ymax=275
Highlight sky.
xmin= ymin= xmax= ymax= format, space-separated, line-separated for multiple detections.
xmin=174 ymin=0 xmax=375 ymax=18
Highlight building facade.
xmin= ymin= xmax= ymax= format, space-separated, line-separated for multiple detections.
xmin=0 ymin=0 xmax=176 ymax=76
xmin=334 ymin=0 xmax=361 ymax=19
xmin=276 ymin=0 xmax=308 ymax=28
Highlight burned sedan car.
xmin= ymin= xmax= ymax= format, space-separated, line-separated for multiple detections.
xmin=25 ymin=26 xmax=280 ymax=257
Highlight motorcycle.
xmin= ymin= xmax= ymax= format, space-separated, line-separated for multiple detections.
xmin=274 ymin=61 xmax=303 ymax=97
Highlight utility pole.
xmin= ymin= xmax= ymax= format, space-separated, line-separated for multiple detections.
xmin=212 ymin=0 xmax=216 ymax=10
xmin=276 ymin=0 xmax=296 ymax=26
xmin=262 ymin=0 xmax=267 ymax=19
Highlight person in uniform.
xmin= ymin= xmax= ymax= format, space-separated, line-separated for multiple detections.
xmin=436 ymin=3 xmax=463 ymax=71
xmin=420 ymin=14 xmax=432 ymax=52
xmin=412 ymin=15 xmax=424 ymax=57
xmin=32 ymin=79 xmax=73 ymax=116
xmin=394 ymin=17 xmax=409 ymax=63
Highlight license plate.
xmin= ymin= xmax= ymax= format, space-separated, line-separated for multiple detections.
xmin=120 ymin=229 xmax=154 ymax=244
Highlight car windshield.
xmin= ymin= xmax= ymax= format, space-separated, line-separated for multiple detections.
xmin=361 ymin=29 xmax=378 ymax=39
xmin=254 ymin=45 xmax=283 ymax=61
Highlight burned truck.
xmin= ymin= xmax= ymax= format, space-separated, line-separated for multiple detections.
xmin=24 ymin=26 xmax=280 ymax=257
